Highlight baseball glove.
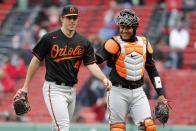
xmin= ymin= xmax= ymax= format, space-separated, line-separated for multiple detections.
xmin=13 ymin=90 xmax=30 ymax=116
xmin=154 ymin=101 xmax=171 ymax=124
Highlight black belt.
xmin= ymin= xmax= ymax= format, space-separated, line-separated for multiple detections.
xmin=55 ymin=81 xmax=74 ymax=86
xmin=113 ymin=83 xmax=139 ymax=89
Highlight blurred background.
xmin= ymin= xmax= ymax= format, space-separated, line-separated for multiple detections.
xmin=0 ymin=0 xmax=196 ymax=130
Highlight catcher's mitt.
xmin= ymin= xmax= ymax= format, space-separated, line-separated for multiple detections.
xmin=13 ymin=90 xmax=30 ymax=116
xmin=154 ymin=101 xmax=171 ymax=124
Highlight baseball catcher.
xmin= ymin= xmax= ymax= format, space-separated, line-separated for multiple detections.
xmin=13 ymin=89 xmax=30 ymax=116
xmin=95 ymin=8 xmax=169 ymax=131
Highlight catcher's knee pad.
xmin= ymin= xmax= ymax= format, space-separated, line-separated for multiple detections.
xmin=110 ymin=123 xmax=125 ymax=131
xmin=139 ymin=118 xmax=156 ymax=131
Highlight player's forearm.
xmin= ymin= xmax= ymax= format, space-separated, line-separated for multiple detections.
xmin=22 ymin=56 xmax=41 ymax=92
xmin=86 ymin=63 xmax=107 ymax=81
xmin=146 ymin=65 xmax=164 ymax=96
xmin=145 ymin=51 xmax=164 ymax=96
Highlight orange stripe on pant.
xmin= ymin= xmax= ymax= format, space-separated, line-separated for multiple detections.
xmin=49 ymin=85 xmax=60 ymax=131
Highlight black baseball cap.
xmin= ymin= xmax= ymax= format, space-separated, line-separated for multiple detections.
xmin=61 ymin=5 xmax=78 ymax=16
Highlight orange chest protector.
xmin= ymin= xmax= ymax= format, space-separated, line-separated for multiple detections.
xmin=113 ymin=36 xmax=147 ymax=81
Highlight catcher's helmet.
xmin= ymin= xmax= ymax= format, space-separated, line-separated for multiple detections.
xmin=114 ymin=9 xmax=139 ymax=27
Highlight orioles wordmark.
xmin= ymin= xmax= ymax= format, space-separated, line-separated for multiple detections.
xmin=51 ymin=44 xmax=85 ymax=62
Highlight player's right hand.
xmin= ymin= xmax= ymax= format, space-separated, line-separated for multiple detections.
xmin=13 ymin=88 xmax=30 ymax=116
xmin=14 ymin=88 xmax=28 ymax=98
xmin=102 ymin=78 xmax=112 ymax=91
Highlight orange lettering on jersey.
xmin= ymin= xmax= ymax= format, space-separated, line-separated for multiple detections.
xmin=51 ymin=45 xmax=59 ymax=58
xmin=62 ymin=47 xmax=68 ymax=56
xmin=59 ymin=48 xmax=65 ymax=56
xmin=68 ymin=48 xmax=74 ymax=56
xmin=74 ymin=60 xmax=81 ymax=70
xmin=51 ymin=44 xmax=85 ymax=62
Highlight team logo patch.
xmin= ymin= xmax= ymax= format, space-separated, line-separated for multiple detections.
xmin=70 ymin=7 xmax=75 ymax=13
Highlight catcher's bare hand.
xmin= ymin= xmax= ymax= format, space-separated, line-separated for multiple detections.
xmin=158 ymin=95 xmax=172 ymax=109
xmin=158 ymin=95 xmax=168 ymax=104
xmin=102 ymin=78 xmax=112 ymax=91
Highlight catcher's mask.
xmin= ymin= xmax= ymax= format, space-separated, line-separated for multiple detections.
xmin=114 ymin=9 xmax=139 ymax=28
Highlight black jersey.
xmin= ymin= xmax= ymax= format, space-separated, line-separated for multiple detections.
xmin=32 ymin=29 xmax=96 ymax=85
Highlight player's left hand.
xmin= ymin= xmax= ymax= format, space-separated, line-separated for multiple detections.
xmin=155 ymin=95 xmax=172 ymax=125
xmin=158 ymin=95 xmax=167 ymax=104
xmin=158 ymin=95 xmax=172 ymax=109
xmin=102 ymin=78 xmax=112 ymax=91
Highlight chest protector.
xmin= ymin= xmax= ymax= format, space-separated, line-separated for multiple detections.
xmin=113 ymin=36 xmax=147 ymax=81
